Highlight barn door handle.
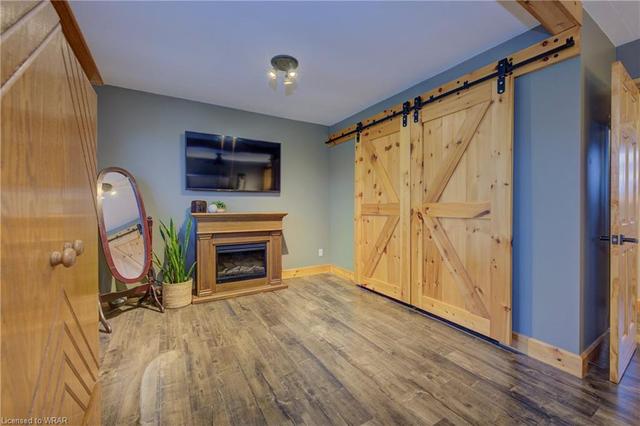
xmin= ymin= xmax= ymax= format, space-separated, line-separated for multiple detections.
xmin=620 ymin=235 xmax=638 ymax=244
xmin=600 ymin=235 xmax=619 ymax=244
xmin=600 ymin=235 xmax=638 ymax=245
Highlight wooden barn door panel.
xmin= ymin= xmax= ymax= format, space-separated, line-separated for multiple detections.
xmin=610 ymin=61 xmax=639 ymax=384
xmin=410 ymin=79 xmax=513 ymax=344
xmin=355 ymin=117 xmax=410 ymax=302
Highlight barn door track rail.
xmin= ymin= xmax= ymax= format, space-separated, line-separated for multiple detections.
xmin=325 ymin=35 xmax=575 ymax=145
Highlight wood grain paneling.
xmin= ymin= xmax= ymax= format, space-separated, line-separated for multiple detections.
xmin=0 ymin=0 xmax=40 ymax=33
xmin=355 ymin=116 xmax=410 ymax=302
xmin=282 ymin=264 xmax=331 ymax=279
xmin=511 ymin=332 xmax=583 ymax=377
xmin=411 ymin=78 xmax=513 ymax=344
xmin=1 ymin=1 xmax=99 ymax=421
xmin=516 ymin=0 xmax=582 ymax=35
xmin=610 ymin=61 xmax=639 ymax=383
xmin=0 ymin=1 xmax=59 ymax=87
xmin=193 ymin=212 xmax=287 ymax=235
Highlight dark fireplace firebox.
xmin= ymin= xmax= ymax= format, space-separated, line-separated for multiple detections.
xmin=216 ymin=242 xmax=267 ymax=284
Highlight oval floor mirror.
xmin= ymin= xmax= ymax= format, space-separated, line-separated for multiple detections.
xmin=97 ymin=167 xmax=164 ymax=333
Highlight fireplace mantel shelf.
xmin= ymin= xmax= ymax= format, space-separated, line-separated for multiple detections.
xmin=192 ymin=211 xmax=287 ymax=304
xmin=193 ymin=212 xmax=288 ymax=235
xmin=192 ymin=212 xmax=288 ymax=219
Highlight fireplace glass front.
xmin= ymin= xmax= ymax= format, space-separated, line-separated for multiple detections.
xmin=216 ymin=242 xmax=267 ymax=284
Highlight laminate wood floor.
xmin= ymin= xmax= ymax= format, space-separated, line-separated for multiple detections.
xmin=100 ymin=274 xmax=640 ymax=425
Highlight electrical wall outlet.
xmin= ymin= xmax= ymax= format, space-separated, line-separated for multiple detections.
xmin=318 ymin=248 xmax=324 ymax=257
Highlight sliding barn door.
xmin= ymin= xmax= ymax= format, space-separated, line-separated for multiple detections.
xmin=609 ymin=61 xmax=639 ymax=384
xmin=410 ymin=78 xmax=513 ymax=344
xmin=355 ymin=117 xmax=411 ymax=302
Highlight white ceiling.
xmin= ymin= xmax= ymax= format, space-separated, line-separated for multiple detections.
xmin=71 ymin=1 xmax=542 ymax=125
xmin=583 ymin=0 xmax=640 ymax=47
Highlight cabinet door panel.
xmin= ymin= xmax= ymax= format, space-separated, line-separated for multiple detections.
xmin=1 ymin=4 xmax=100 ymax=420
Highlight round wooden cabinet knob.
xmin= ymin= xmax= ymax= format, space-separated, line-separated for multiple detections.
xmin=61 ymin=247 xmax=77 ymax=268
xmin=72 ymin=239 xmax=84 ymax=255
xmin=50 ymin=251 xmax=63 ymax=266
xmin=63 ymin=240 xmax=84 ymax=255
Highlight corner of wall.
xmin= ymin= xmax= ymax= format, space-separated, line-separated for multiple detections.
xmin=616 ymin=39 xmax=640 ymax=80
xmin=328 ymin=139 xmax=355 ymax=271
xmin=578 ymin=11 xmax=616 ymax=352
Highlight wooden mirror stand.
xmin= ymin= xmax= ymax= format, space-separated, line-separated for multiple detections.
xmin=97 ymin=167 xmax=164 ymax=333
xmin=98 ymin=216 xmax=164 ymax=333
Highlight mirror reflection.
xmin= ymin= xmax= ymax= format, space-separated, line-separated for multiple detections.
xmin=99 ymin=171 xmax=146 ymax=280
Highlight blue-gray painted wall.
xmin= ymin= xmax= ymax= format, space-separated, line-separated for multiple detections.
xmin=330 ymin=27 xmax=550 ymax=133
xmin=328 ymin=141 xmax=355 ymax=271
xmin=616 ymin=39 xmax=640 ymax=79
xmin=96 ymin=86 xmax=330 ymax=280
xmin=579 ymin=13 xmax=615 ymax=351
xmin=512 ymin=58 xmax=582 ymax=353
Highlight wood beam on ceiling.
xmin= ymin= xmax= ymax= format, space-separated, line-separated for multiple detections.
xmin=51 ymin=0 xmax=103 ymax=85
xmin=516 ymin=0 xmax=582 ymax=35
xmin=327 ymin=26 xmax=581 ymax=147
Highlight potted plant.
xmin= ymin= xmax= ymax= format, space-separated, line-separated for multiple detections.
xmin=154 ymin=217 xmax=196 ymax=308
xmin=212 ymin=200 xmax=226 ymax=213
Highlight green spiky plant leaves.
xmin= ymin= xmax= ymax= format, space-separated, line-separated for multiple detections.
xmin=154 ymin=217 xmax=196 ymax=284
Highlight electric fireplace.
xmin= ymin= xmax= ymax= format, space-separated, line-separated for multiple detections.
xmin=216 ymin=243 xmax=267 ymax=284
xmin=192 ymin=212 xmax=287 ymax=303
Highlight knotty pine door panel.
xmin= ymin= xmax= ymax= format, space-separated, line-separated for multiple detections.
xmin=609 ymin=61 xmax=639 ymax=383
xmin=355 ymin=117 xmax=411 ymax=302
xmin=410 ymin=78 xmax=514 ymax=344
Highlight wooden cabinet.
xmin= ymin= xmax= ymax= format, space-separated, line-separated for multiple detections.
xmin=1 ymin=2 xmax=100 ymax=423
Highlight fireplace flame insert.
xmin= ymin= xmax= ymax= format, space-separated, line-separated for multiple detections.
xmin=216 ymin=242 xmax=267 ymax=284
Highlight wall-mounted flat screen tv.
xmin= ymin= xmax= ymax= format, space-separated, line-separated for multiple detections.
xmin=185 ymin=131 xmax=281 ymax=192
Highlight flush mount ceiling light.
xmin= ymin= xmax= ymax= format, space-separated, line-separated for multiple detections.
xmin=268 ymin=54 xmax=299 ymax=95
